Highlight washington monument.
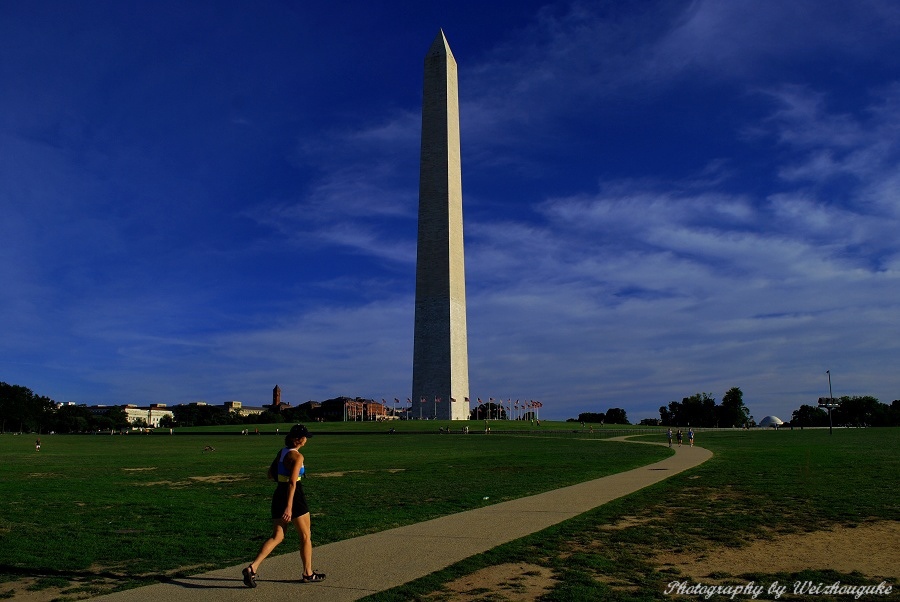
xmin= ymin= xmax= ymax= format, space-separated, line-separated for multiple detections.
xmin=411 ymin=31 xmax=470 ymax=421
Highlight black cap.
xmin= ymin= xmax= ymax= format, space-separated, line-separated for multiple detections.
xmin=288 ymin=424 xmax=311 ymax=439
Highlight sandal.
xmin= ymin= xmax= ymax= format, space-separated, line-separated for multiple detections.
xmin=242 ymin=566 xmax=258 ymax=588
xmin=301 ymin=570 xmax=326 ymax=583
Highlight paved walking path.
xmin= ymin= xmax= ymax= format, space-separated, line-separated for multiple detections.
xmin=92 ymin=437 xmax=711 ymax=602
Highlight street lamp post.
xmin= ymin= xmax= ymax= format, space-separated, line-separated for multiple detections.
xmin=826 ymin=370 xmax=835 ymax=435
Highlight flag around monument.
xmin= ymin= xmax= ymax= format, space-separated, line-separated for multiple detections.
xmin=411 ymin=31 xmax=471 ymax=421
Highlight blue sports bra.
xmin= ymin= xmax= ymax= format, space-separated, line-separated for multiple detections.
xmin=276 ymin=447 xmax=305 ymax=483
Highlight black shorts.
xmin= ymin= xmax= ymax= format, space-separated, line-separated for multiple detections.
xmin=271 ymin=482 xmax=310 ymax=520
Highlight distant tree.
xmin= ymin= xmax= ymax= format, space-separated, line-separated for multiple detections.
xmin=0 ymin=382 xmax=56 ymax=433
xmin=106 ymin=406 xmax=130 ymax=430
xmin=833 ymin=396 xmax=882 ymax=427
xmin=604 ymin=408 xmax=629 ymax=425
xmin=659 ymin=405 xmax=674 ymax=426
xmin=577 ymin=412 xmax=605 ymax=424
xmin=159 ymin=414 xmax=176 ymax=428
xmin=717 ymin=387 xmax=751 ymax=428
xmin=791 ymin=404 xmax=829 ymax=428
xmin=49 ymin=404 xmax=133 ymax=433
xmin=52 ymin=404 xmax=94 ymax=433
xmin=891 ymin=400 xmax=900 ymax=426
xmin=660 ymin=393 xmax=717 ymax=427
xmin=172 ymin=404 xmax=231 ymax=427
xmin=281 ymin=405 xmax=313 ymax=423
xmin=471 ymin=402 xmax=505 ymax=420
xmin=788 ymin=396 xmax=900 ymax=428
xmin=256 ymin=409 xmax=286 ymax=424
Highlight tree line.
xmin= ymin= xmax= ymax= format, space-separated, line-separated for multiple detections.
xmin=1 ymin=382 xmax=57 ymax=433
xmin=791 ymin=396 xmax=900 ymax=428
xmin=657 ymin=387 xmax=900 ymax=428
xmin=0 ymin=382 xmax=131 ymax=433
xmin=6 ymin=380 xmax=899 ymax=432
xmin=0 ymin=381 xmax=316 ymax=433
xmin=659 ymin=388 xmax=752 ymax=428
xmin=571 ymin=407 xmax=630 ymax=425
xmin=166 ymin=403 xmax=314 ymax=428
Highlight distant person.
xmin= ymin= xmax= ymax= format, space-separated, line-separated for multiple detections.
xmin=243 ymin=424 xmax=325 ymax=587
xmin=688 ymin=428 xmax=694 ymax=447
xmin=666 ymin=429 xmax=672 ymax=448
xmin=35 ymin=438 xmax=41 ymax=451
xmin=676 ymin=430 xmax=683 ymax=446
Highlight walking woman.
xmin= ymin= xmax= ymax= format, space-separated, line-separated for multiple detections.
xmin=242 ymin=424 xmax=326 ymax=587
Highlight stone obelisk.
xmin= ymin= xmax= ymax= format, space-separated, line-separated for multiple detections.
xmin=411 ymin=30 xmax=470 ymax=421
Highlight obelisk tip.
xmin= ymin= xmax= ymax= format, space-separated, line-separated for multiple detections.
xmin=428 ymin=29 xmax=453 ymax=59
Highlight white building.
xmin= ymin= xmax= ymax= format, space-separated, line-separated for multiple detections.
xmin=121 ymin=404 xmax=174 ymax=428
xmin=759 ymin=415 xmax=784 ymax=428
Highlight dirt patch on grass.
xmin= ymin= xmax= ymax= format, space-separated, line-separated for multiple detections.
xmin=134 ymin=474 xmax=248 ymax=487
xmin=318 ymin=468 xmax=407 ymax=477
xmin=0 ymin=575 xmax=121 ymax=602
xmin=0 ymin=561 xmax=212 ymax=602
xmin=598 ymin=515 xmax=653 ymax=530
xmin=424 ymin=562 xmax=557 ymax=602
xmin=424 ymin=522 xmax=899 ymax=601
xmin=655 ymin=520 xmax=900 ymax=579
xmin=189 ymin=474 xmax=247 ymax=483
xmin=317 ymin=470 xmax=365 ymax=477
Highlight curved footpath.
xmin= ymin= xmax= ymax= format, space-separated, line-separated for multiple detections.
xmin=92 ymin=437 xmax=711 ymax=602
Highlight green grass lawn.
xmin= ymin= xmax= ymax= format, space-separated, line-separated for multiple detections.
xmin=3 ymin=427 xmax=896 ymax=601
xmin=0 ymin=424 xmax=665 ymax=598
xmin=372 ymin=428 xmax=900 ymax=601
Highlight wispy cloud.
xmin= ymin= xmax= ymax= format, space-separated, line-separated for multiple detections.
xmin=653 ymin=0 xmax=900 ymax=77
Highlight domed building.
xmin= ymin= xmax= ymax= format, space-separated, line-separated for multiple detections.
xmin=759 ymin=415 xmax=784 ymax=428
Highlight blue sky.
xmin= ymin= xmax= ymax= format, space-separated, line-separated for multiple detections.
xmin=3 ymin=1 xmax=899 ymax=422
